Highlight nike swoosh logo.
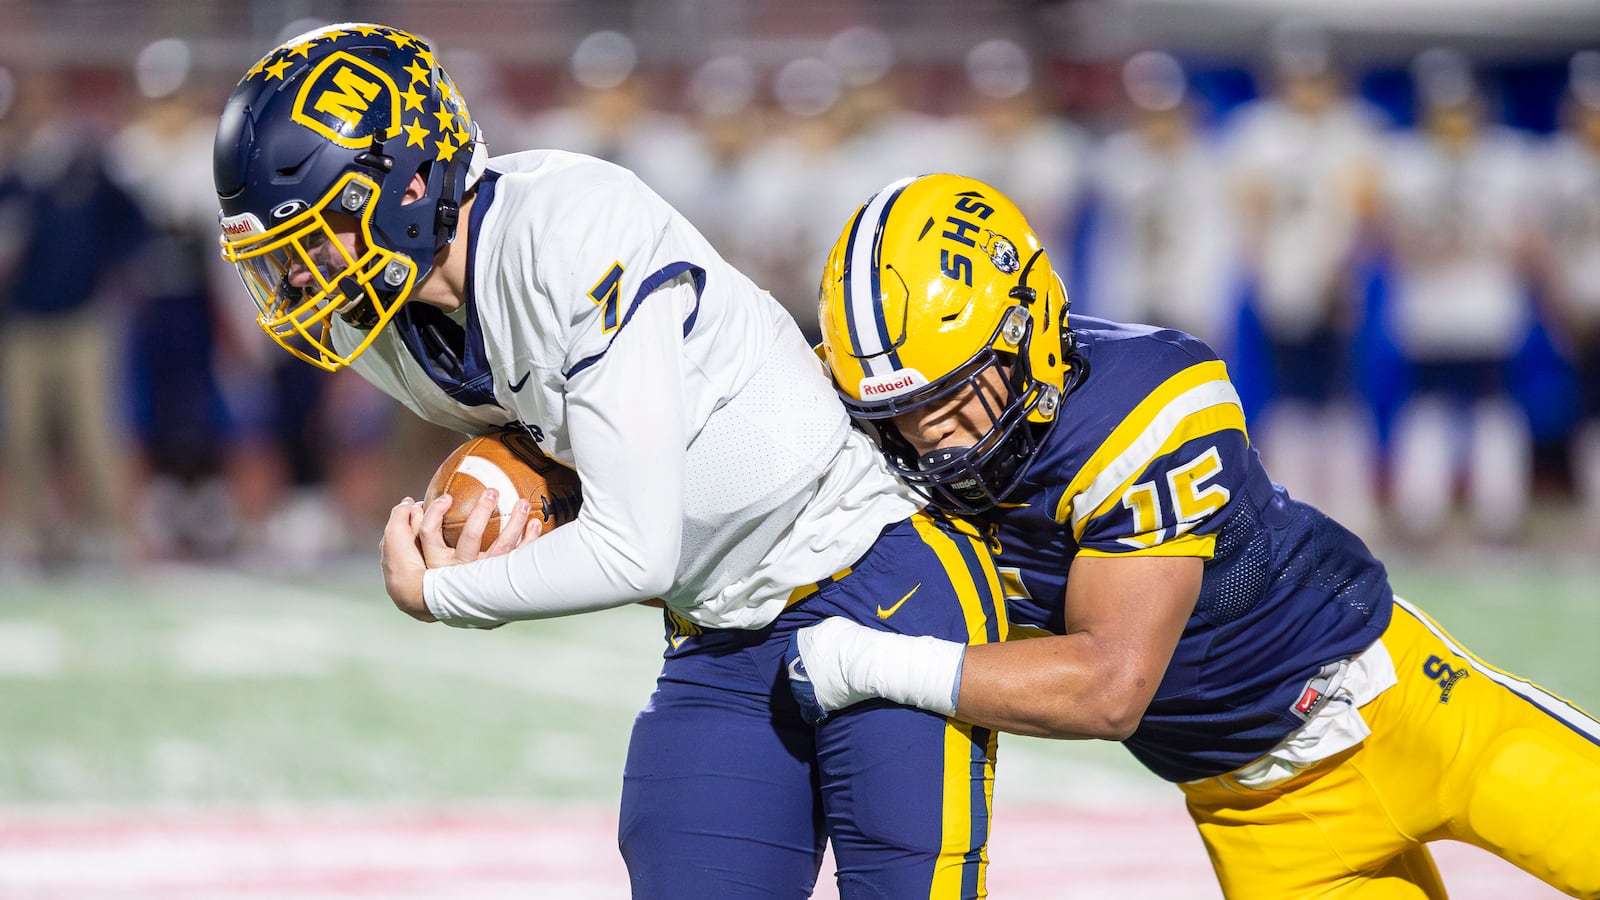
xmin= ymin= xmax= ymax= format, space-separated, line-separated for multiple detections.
xmin=787 ymin=656 xmax=809 ymax=683
xmin=508 ymin=371 xmax=531 ymax=392
xmin=876 ymin=583 xmax=921 ymax=619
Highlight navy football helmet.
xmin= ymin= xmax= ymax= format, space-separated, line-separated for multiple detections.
xmin=214 ymin=23 xmax=485 ymax=371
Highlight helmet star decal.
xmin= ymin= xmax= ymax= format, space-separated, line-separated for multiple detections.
xmin=240 ymin=24 xmax=473 ymax=164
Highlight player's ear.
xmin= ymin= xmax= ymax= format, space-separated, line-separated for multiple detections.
xmin=403 ymin=170 xmax=428 ymax=204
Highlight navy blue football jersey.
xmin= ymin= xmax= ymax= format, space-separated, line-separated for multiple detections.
xmin=979 ymin=316 xmax=1393 ymax=782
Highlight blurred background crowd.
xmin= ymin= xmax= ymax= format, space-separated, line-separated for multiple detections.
xmin=1 ymin=0 xmax=1599 ymax=576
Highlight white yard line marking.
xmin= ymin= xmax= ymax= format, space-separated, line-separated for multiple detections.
xmin=154 ymin=564 xmax=663 ymax=713
xmin=0 ymin=621 xmax=64 ymax=676
xmin=172 ymin=620 xmax=334 ymax=677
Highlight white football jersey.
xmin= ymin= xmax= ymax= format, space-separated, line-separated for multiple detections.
xmin=339 ymin=150 xmax=921 ymax=629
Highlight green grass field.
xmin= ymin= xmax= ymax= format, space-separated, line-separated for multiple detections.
xmin=0 ymin=564 xmax=665 ymax=808
xmin=0 ymin=549 xmax=1594 ymax=897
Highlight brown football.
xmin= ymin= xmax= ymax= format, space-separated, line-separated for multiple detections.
xmin=423 ymin=429 xmax=582 ymax=552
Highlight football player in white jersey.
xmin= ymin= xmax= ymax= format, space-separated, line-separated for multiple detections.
xmin=213 ymin=24 xmax=1005 ymax=899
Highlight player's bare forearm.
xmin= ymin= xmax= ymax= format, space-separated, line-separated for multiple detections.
xmin=955 ymin=633 xmax=1151 ymax=740
xmin=956 ymin=554 xmax=1200 ymax=740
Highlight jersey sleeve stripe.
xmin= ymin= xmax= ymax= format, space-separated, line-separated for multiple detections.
xmin=909 ymin=512 xmax=1009 ymax=646
xmin=563 ymin=261 xmax=706 ymax=379
xmin=1053 ymin=359 xmax=1231 ymax=524
xmin=1052 ymin=360 xmax=1244 ymax=531
xmin=1075 ymin=402 xmax=1248 ymax=533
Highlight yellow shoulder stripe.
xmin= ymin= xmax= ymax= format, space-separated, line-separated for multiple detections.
xmin=1053 ymin=361 xmax=1245 ymax=535
xmin=1078 ymin=403 xmax=1246 ymax=531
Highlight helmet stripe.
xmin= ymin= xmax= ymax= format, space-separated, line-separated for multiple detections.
xmin=845 ymin=176 xmax=915 ymax=377
xmin=839 ymin=203 xmax=871 ymax=365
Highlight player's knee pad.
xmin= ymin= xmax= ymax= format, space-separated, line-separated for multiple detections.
xmin=1463 ymin=727 xmax=1600 ymax=896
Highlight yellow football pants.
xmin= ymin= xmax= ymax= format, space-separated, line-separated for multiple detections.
xmin=1181 ymin=597 xmax=1600 ymax=899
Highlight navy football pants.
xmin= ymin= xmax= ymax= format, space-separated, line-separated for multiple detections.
xmin=619 ymin=512 xmax=1005 ymax=898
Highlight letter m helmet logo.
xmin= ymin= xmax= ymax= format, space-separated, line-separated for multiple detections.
xmin=291 ymin=51 xmax=403 ymax=148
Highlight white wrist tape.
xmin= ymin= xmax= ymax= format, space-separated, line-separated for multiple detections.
xmin=796 ymin=617 xmax=965 ymax=717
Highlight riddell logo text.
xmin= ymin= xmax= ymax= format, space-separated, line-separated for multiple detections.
xmin=862 ymin=374 xmax=917 ymax=396
xmin=221 ymin=219 xmax=256 ymax=236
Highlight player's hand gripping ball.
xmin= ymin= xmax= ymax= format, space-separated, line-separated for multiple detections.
xmin=423 ymin=429 xmax=582 ymax=552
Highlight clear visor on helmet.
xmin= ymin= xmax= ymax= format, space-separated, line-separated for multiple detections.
xmin=219 ymin=173 xmax=416 ymax=372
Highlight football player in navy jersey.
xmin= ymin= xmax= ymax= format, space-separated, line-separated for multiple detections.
xmin=213 ymin=25 xmax=1005 ymax=899
xmin=789 ymin=173 xmax=1600 ymax=898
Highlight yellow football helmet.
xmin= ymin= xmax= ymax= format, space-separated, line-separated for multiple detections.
xmin=818 ymin=173 xmax=1079 ymax=512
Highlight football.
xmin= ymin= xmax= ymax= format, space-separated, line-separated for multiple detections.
xmin=422 ymin=429 xmax=583 ymax=552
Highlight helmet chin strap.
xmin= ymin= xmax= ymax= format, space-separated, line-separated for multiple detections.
xmin=916 ymin=444 xmax=1026 ymax=504
xmin=917 ymin=448 xmax=987 ymax=502
xmin=433 ymin=124 xmax=487 ymax=248
xmin=335 ymin=275 xmax=381 ymax=327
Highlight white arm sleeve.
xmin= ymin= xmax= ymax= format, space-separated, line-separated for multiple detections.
xmin=423 ymin=281 xmax=691 ymax=626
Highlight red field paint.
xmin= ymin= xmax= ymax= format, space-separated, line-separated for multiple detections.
xmin=0 ymin=804 xmax=1569 ymax=899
